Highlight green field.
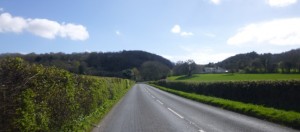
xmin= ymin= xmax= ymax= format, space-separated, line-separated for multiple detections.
xmin=168 ymin=74 xmax=300 ymax=82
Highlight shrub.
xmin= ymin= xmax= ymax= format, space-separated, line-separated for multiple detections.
xmin=0 ymin=57 xmax=134 ymax=131
xmin=153 ymin=79 xmax=300 ymax=112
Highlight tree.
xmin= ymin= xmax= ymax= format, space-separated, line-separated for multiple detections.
xmin=140 ymin=61 xmax=170 ymax=81
xmin=131 ymin=68 xmax=141 ymax=81
xmin=172 ymin=61 xmax=189 ymax=76
xmin=187 ymin=60 xmax=196 ymax=76
xmin=172 ymin=60 xmax=196 ymax=77
xmin=251 ymin=58 xmax=264 ymax=73
xmin=122 ymin=69 xmax=133 ymax=79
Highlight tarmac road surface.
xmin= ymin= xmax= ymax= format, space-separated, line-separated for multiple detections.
xmin=92 ymin=84 xmax=299 ymax=132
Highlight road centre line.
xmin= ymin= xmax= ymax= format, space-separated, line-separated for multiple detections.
xmin=156 ymin=99 xmax=164 ymax=105
xmin=167 ymin=108 xmax=184 ymax=119
xmin=148 ymin=85 xmax=206 ymax=132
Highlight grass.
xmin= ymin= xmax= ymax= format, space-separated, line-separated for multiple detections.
xmin=149 ymin=84 xmax=300 ymax=129
xmin=168 ymin=73 xmax=300 ymax=82
xmin=67 ymin=84 xmax=133 ymax=131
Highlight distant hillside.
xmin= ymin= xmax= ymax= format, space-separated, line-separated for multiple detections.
xmin=0 ymin=50 xmax=173 ymax=78
xmin=216 ymin=48 xmax=300 ymax=73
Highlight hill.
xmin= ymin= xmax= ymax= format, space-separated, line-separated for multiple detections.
xmin=0 ymin=50 xmax=173 ymax=79
xmin=216 ymin=48 xmax=300 ymax=73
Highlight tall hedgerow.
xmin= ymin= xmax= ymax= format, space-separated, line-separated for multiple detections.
xmin=154 ymin=80 xmax=300 ymax=112
xmin=0 ymin=57 xmax=134 ymax=131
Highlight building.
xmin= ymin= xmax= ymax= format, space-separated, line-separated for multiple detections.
xmin=203 ymin=67 xmax=228 ymax=73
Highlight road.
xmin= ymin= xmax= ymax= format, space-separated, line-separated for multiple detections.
xmin=92 ymin=84 xmax=299 ymax=132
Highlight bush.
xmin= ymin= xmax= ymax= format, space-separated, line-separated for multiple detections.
xmin=153 ymin=79 xmax=300 ymax=112
xmin=150 ymin=84 xmax=300 ymax=129
xmin=0 ymin=57 xmax=134 ymax=131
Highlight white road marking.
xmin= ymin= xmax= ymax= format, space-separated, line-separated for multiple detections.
xmin=167 ymin=108 xmax=184 ymax=119
xmin=156 ymin=100 xmax=164 ymax=105
xmin=144 ymin=84 xmax=206 ymax=132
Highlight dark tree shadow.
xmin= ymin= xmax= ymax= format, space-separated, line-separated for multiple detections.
xmin=175 ymin=75 xmax=197 ymax=80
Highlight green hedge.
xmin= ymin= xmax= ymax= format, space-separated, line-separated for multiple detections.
xmin=0 ymin=57 xmax=134 ymax=131
xmin=150 ymin=84 xmax=300 ymax=129
xmin=153 ymin=80 xmax=300 ymax=112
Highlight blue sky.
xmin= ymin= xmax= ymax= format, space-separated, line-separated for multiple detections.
xmin=0 ymin=0 xmax=300 ymax=64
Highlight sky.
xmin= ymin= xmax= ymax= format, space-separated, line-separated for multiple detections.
xmin=0 ymin=0 xmax=300 ymax=64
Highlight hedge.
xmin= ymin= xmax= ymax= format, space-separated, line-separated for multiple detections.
xmin=0 ymin=57 xmax=134 ymax=131
xmin=153 ymin=79 xmax=300 ymax=112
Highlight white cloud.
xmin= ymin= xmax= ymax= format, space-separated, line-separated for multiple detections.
xmin=171 ymin=25 xmax=181 ymax=33
xmin=0 ymin=13 xmax=27 ymax=33
xmin=27 ymin=19 xmax=60 ymax=39
xmin=266 ymin=0 xmax=297 ymax=7
xmin=227 ymin=18 xmax=300 ymax=46
xmin=164 ymin=45 xmax=234 ymax=64
xmin=180 ymin=32 xmax=194 ymax=37
xmin=59 ymin=23 xmax=89 ymax=41
xmin=115 ymin=30 xmax=121 ymax=35
xmin=0 ymin=12 xmax=89 ymax=41
xmin=171 ymin=24 xmax=194 ymax=37
xmin=210 ymin=0 xmax=221 ymax=5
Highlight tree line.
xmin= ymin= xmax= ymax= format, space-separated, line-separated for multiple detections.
xmin=0 ymin=50 xmax=174 ymax=81
xmin=216 ymin=48 xmax=300 ymax=73
xmin=2 ymin=48 xmax=299 ymax=82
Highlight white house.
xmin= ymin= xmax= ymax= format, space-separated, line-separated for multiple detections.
xmin=203 ymin=67 xmax=228 ymax=73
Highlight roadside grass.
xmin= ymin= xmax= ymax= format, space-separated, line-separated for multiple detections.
xmin=168 ymin=74 xmax=300 ymax=82
xmin=149 ymin=84 xmax=300 ymax=129
xmin=69 ymin=86 xmax=132 ymax=131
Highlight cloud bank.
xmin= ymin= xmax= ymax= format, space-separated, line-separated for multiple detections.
xmin=266 ymin=0 xmax=298 ymax=7
xmin=0 ymin=12 xmax=89 ymax=41
xmin=163 ymin=47 xmax=234 ymax=64
xmin=171 ymin=24 xmax=193 ymax=37
xmin=227 ymin=18 xmax=300 ymax=46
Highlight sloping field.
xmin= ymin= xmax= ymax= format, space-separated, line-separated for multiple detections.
xmin=168 ymin=74 xmax=300 ymax=82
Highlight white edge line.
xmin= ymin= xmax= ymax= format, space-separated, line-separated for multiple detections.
xmin=167 ymin=108 xmax=184 ymax=119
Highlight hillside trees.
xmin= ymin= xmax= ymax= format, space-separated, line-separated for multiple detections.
xmin=217 ymin=49 xmax=300 ymax=73
xmin=0 ymin=50 xmax=173 ymax=80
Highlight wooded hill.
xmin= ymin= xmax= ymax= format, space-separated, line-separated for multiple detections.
xmin=0 ymin=50 xmax=173 ymax=80
xmin=216 ymin=48 xmax=300 ymax=73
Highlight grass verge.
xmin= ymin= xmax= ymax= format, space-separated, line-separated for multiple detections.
xmin=64 ymin=85 xmax=132 ymax=131
xmin=149 ymin=84 xmax=300 ymax=130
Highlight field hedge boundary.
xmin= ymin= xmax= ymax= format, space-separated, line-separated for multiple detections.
xmin=153 ymin=80 xmax=300 ymax=112
xmin=149 ymin=83 xmax=300 ymax=129
xmin=0 ymin=57 xmax=134 ymax=131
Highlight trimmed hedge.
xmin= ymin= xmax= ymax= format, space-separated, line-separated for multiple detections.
xmin=0 ymin=57 xmax=134 ymax=131
xmin=153 ymin=79 xmax=300 ymax=112
xmin=149 ymin=84 xmax=300 ymax=129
